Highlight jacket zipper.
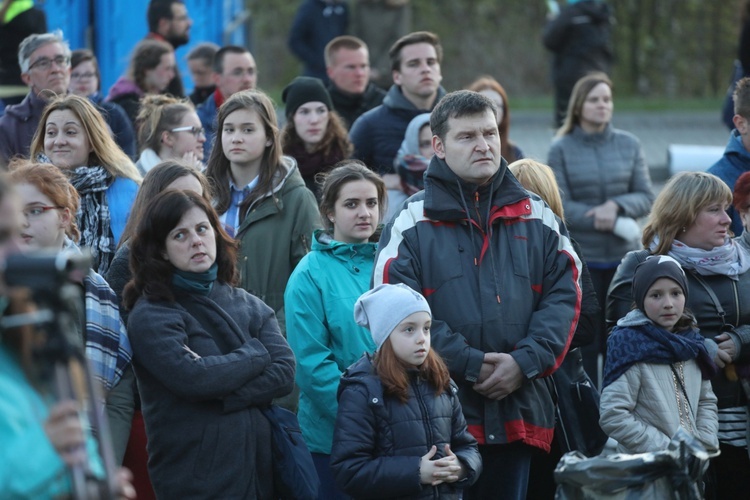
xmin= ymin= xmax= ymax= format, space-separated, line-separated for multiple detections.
xmin=413 ymin=377 xmax=438 ymax=497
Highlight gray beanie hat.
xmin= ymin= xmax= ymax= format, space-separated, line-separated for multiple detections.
xmin=632 ymin=255 xmax=689 ymax=312
xmin=354 ymin=283 xmax=432 ymax=351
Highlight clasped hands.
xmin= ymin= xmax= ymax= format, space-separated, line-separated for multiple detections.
xmin=419 ymin=444 xmax=466 ymax=486
xmin=585 ymin=200 xmax=619 ymax=232
xmin=473 ymin=352 xmax=523 ymax=400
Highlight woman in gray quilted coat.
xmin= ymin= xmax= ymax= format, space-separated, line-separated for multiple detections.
xmin=548 ymin=72 xmax=655 ymax=386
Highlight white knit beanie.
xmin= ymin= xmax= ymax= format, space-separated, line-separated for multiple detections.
xmin=354 ymin=283 xmax=432 ymax=351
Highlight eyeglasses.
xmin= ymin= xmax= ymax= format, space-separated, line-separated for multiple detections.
xmin=23 ymin=205 xmax=62 ymax=218
xmin=170 ymin=126 xmax=205 ymax=137
xmin=28 ymin=55 xmax=71 ymax=72
xmin=71 ymin=71 xmax=96 ymax=80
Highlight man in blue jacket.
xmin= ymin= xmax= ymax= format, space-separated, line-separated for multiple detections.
xmin=372 ymin=90 xmax=582 ymax=499
xmin=708 ymin=77 xmax=750 ymax=236
xmin=349 ymin=30 xmax=445 ymax=218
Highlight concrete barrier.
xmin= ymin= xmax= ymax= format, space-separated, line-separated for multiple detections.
xmin=668 ymin=144 xmax=725 ymax=175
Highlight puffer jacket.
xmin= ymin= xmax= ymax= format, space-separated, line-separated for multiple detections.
xmin=373 ymin=156 xmax=582 ymax=451
xmin=707 ymin=129 xmax=750 ymax=235
xmin=607 ymin=249 xmax=750 ymax=409
xmin=599 ymin=310 xmax=719 ymax=454
xmin=548 ymin=124 xmax=655 ymax=264
xmin=284 ymin=230 xmax=377 ymax=454
xmin=350 ymin=84 xmax=446 ymax=176
xmin=330 ymin=355 xmax=482 ymax=499
xmin=235 ymin=157 xmax=321 ymax=316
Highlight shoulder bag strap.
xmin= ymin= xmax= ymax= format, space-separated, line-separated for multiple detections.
xmin=686 ymin=270 xmax=729 ymax=328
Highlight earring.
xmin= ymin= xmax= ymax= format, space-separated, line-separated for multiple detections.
xmin=329 ymin=217 xmax=335 ymax=223
xmin=682 ymin=227 xmax=686 ymax=233
xmin=266 ymin=140 xmax=272 ymax=147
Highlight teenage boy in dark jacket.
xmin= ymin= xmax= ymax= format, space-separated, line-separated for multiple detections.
xmin=373 ymin=90 xmax=582 ymax=499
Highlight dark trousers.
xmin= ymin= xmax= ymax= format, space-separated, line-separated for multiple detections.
xmin=706 ymin=442 xmax=750 ymax=499
xmin=582 ymin=266 xmax=617 ymax=390
xmin=311 ymin=452 xmax=350 ymax=500
xmin=464 ymin=442 xmax=534 ymax=500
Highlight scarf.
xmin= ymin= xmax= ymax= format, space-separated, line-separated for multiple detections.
xmin=171 ymin=263 xmax=218 ymax=296
xmin=68 ymin=166 xmax=115 ymax=275
xmin=284 ymin=141 xmax=345 ymax=181
xmin=650 ymin=235 xmax=750 ymax=280
xmin=396 ymin=154 xmax=430 ymax=196
xmin=37 ymin=153 xmax=116 ymax=276
xmin=603 ymin=313 xmax=718 ymax=389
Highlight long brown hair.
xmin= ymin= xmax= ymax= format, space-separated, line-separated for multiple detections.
xmin=373 ymin=337 xmax=451 ymax=404
xmin=281 ymin=110 xmax=352 ymax=160
xmin=466 ymin=76 xmax=518 ymax=163
xmin=205 ymin=90 xmax=284 ymax=217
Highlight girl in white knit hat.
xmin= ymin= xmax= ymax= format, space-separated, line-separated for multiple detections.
xmin=330 ymin=283 xmax=482 ymax=499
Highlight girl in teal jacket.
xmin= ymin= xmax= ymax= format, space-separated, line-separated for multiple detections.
xmin=285 ymin=160 xmax=386 ymax=500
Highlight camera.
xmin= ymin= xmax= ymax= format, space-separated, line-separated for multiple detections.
xmin=3 ymin=250 xmax=91 ymax=290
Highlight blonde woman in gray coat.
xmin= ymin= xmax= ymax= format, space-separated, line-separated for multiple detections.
xmin=548 ymin=72 xmax=654 ymax=385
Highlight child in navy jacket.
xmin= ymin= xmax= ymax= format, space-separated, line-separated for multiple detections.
xmin=330 ymin=283 xmax=482 ymax=499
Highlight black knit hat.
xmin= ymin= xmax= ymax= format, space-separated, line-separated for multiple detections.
xmin=632 ymin=255 xmax=689 ymax=312
xmin=282 ymin=76 xmax=333 ymax=119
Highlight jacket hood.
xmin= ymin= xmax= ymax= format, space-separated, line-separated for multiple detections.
xmin=396 ymin=113 xmax=432 ymax=161
xmin=337 ymin=353 xmax=382 ymax=400
xmin=312 ymin=229 xmax=377 ymax=256
xmin=106 ymin=77 xmax=144 ymax=101
xmin=723 ymin=129 xmax=750 ymax=161
xmin=616 ymin=308 xmax=653 ymax=327
xmin=382 ymin=84 xmax=447 ymax=112
xmin=573 ymin=0 xmax=611 ymax=22
xmin=423 ymin=154 xmax=529 ymax=222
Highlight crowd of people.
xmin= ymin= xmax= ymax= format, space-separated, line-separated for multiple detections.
xmin=0 ymin=0 xmax=749 ymax=499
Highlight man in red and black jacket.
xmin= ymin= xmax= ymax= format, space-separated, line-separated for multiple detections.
xmin=372 ymin=90 xmax=582 ymax=500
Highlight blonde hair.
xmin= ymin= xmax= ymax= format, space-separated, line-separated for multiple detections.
xmin=29 ymin=94 xmax=142 ymax=182
xmin=642 ymin=171 xmax=732 ymax=254
xmin=508 ymin=159 xmax=564 ymax=220
xmin=136 ymin=94 xmax=195 ymax=153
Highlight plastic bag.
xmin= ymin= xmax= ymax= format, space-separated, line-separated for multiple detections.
xmin=554 ymin=429 xmax=715 ymax=500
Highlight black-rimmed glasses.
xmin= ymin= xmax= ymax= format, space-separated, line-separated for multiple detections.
xmin=28 ymin=55 xmax=71 ymax=72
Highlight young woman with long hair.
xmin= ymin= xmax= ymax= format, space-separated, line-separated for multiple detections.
xmin=29 ymin=94 xmax=140 ymax=275
xmin=548 ymin=72 xmax=654 ymax=387
xmin=284 ymin=160 xmax=385 ymax=499
xmin=281 ymin=77 xmax=352 ymax=198
xmin=205 ymin=89 xmax=320 ymax=317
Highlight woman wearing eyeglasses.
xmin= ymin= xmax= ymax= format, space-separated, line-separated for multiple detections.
xmin=134 ymin=95 xmax=206 ymax=175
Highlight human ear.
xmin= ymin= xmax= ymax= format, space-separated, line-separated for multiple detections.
xmin=432 ymin=135 xmax=446 ymax=159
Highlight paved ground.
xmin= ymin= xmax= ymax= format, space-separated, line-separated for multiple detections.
xmin=512 ymin=110 xmax=731 ymax=183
